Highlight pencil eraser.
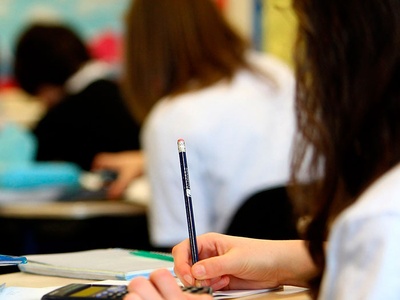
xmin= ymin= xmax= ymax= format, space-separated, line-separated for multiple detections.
xmin=177 ymin=139 xmax=186 ymax=152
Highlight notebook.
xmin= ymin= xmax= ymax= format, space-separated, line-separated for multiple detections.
xmin=18 ymin=248 xmax=174 ymax=280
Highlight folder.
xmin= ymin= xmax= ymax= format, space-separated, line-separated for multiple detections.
xmin=0 ymin=254 xmax=27 ymax=266
xmin=18 ymin=248 xmax=174 ymax=280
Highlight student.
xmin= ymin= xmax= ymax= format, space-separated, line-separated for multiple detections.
xmin=94 ymin=0 xmax=296 ymax=248
xmin=123 ymin=0 xmax=400 ymax=299
xmin=13 ymin=23 xmax=141 ymax=172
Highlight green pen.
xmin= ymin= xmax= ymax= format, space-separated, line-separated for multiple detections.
xmin=130 ymin=250 xmax=174 ymax=262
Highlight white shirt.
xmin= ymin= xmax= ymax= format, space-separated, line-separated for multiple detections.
xmin=141 ymin=52 xmax=296 ymax=247
xmin=320 ymin=163 xmax=400 ymax=299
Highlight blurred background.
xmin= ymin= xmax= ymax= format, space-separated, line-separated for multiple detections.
xmin=0 ymin=0 xmax=298 ymax=264
xmin=0 ymin=0 xmax=129 ymax=127
xmin=0 ymin=0 xmax=296 ymax=128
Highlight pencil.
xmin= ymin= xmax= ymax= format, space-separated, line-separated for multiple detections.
xmin=177 ymin=138 xmax=199 ymax=264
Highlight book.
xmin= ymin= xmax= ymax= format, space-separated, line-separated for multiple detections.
xmin=18 ymin=248 xmax=174 ymax=280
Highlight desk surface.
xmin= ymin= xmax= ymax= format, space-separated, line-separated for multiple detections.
xmin=0 ymin=272 xmax=311 ymax=300
xmin=0 ymin=200 xmax=147 ymax=219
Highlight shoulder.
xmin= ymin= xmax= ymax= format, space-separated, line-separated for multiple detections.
xmin=245 ymin=51 xmax=295 ymax=85
xmin=68 ymin=79 xmax=126 ymax=110
xmin=323 ymin=164 xmax=400 ymax=299
xmin=37 ymin=79 xmax=124 ymax=123
xmin=246 ymin=51 xmax=293 ymax=73
xmin=80 ymin=79 xmax=120 ymax=97
xmin=329 ymin=163 xmax=400 ymax=248
xmin=237 ymin=51 xmax=295 ymax=107
xmin=338 ymin=163 xmax=400 ymax=225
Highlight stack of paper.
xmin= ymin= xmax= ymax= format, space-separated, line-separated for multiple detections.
xmin=18 ymin=248 xmax=174 ymax=280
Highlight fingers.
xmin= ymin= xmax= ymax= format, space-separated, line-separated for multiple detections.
xmin=173 ymin=233 xmax=228 ymax=283
xmin=92 ymin=151 xmax=144 ymax=174
xmin=173 ymin=235 xmax=231 ymax=291
xmin=195 ymin=254 xmax=237 ymax=279
xmin=126 ymin=269 xmax=179 ymax=300
xmin=148 ymin=269 xmax=184 ymax=298
xmin=175 ymin=234 xmax=268 ymax=291
xmin=125 ymin=276 xmax=163 ymax=300
xmin=92 ymin=152 xmax=115 ymax=170
xmin=126 ymin=269 xmax=213 ymax=300
xmin=91 ymin=151 xmax=145 ymax=199
xmin=107 ymin=173 xmax=132 ymax=199
xmin=172 ymin=239 xmax=194 ymax=285
xmin=124 ymin=293 xmax=141 ymax=300
xmin=107 ymin=183 xmax=125 ymax=199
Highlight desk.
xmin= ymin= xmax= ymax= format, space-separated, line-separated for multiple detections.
xmin=0 ymin=200 xmax=147 ymax=219
xmin=0 ymin=272 xmax=311 ymax=300
xmin=0 ymin=201 xmax=151 ymax=256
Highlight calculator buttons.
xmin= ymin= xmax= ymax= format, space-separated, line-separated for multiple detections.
xmin=94 ymin=285 xmax=128 ymax=299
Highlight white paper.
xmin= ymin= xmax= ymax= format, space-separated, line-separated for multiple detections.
xmin=0 ymin=279 xmax=307 ymax=300
xmin=213 ymin=286 xmax=281 ymax=299
xmin=0 ymin=286 xmax=57 ymax=300
xmin=0 ymin=280 xmax=128 ymax=300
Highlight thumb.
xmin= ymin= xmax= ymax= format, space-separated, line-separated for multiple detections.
xmin=192 ymin=254 xmax=240 ymax=280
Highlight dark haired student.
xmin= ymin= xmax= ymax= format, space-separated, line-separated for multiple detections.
xmin=13 ymin=23 xmax=141 ymax=173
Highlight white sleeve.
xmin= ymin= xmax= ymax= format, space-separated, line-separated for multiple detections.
xmin=320 ymin=213 xmax=400 ymax=300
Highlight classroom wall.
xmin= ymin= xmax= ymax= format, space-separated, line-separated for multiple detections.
xmin=265 ymin=0 xmax=297 ymax=66
xmin=222 ymin=0 xmax=297 ymax=66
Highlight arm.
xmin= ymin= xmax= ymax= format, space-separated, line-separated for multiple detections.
xmin=173 ymin=233 xmax=317 ymax=291
xmin=91 ymin=151 xmax=144 ymax=199
xmin=124 ymin=233 xmax=316 ymax=299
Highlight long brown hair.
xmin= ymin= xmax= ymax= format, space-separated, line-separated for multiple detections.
xmin=291 ymin=0 xmax=400 ymax=297
xmin=123 ymin=0 xmax=252 ymax=124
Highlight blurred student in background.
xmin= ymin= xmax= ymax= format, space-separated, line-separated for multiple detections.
xmin=13 ymin=23 xmax=141 ymax=172
xmin=94 ymin=0 xmax=296 ymax=249
xmin=125 ymin=0 xmax=400 ymax=299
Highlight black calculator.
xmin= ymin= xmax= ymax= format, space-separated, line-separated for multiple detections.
xmin=41 ymin=283 xmax=212 ymax=299
xmin=41 ymin=284 xmax=128 ymax=300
